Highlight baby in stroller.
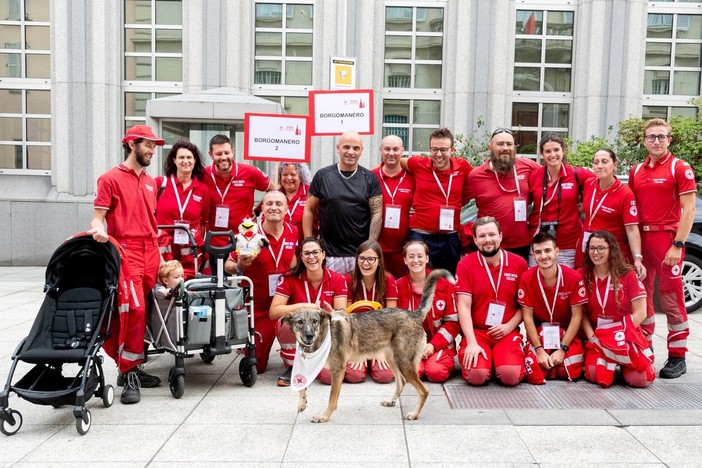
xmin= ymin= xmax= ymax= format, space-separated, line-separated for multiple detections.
xmin=154 ymin=261 xmax=184 ymax=306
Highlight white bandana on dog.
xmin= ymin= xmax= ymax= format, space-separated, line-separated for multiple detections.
xmin=291 ymin=322 xmax=332 ymax=391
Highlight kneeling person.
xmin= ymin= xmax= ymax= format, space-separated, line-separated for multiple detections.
xmin=519 ymin=233 xmax=587 ymax=383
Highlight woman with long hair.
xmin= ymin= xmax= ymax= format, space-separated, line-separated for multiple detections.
xmin=395 ymin=240 xmax=459 ymax=383
xmin=155 ymin=140 xmax=210 ymax=279
xmin=277 ymin=162 xmax=315 ymax=248
xmin=269 ymin=237 xmax=348 ymax=387
xmin=580 ymin=230 xmax=655 ymax=388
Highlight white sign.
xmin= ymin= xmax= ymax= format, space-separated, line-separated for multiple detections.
xmin=309 ymin=89 xmax=374 ymax=136
xmin=330 ymin=56 xmax=356 ymax=90
xmin=244 ymin=113 xmax=310 ymax=163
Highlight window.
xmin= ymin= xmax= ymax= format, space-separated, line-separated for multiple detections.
xmin=382 ymin=99 xmax=441 ymax=153
xmin=254 ymin=3 xmax=314 ymax=87
xmin=643 ymin=2 xmax=702 ymax=118
xmin=0 ymin=0 xmax=50 ymax=172
xmin=512 ymin=8 xmax=574 ymax=158
xmin=383 ymin=6 xmax=444 ymax=89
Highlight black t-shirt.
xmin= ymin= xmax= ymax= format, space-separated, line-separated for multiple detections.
xmin=309 ymin=164 xmax=382 ymax=257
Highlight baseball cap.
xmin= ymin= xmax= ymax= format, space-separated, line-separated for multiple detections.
xmin=122 ymin=125 xmax=165 ymax=146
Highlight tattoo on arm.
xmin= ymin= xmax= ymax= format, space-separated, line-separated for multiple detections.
xmin=369 ymin=195 xmax=383 ymax=241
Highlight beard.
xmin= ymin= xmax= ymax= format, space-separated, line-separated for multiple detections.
xmin=134 ymin=145 xmax=151 ymax=167
xmin=478 ymin=246 xmax=500 ymax=258
xmin=490 ymin=151 xmax=515 ymax=173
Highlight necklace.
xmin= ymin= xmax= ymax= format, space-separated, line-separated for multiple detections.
xmin=337 ymin=163 xmax=358 ymax=180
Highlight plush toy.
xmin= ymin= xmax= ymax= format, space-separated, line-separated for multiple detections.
xmin=235 ymin=217 xmax=270 ymax=258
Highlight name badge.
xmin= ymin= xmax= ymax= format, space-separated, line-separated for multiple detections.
xmin=542 ymin=323 xmax=561 ymax=350
xmin=215 ymin=204 xmax=229 ymax=228
xmin=268 ymin=274 xmax=282 ymax=296
xmin=240 ymin=245 xmax=255 ymax=257
xmin=581 ymin=231 xmax=592 ymax=253
xmin=384 ymin=204 xmax=401 ymax=229
xmin=439 ymin=206 xmax=455 ymax=231
xmin=173 ymin=220 xmax=190 ymax=245
xmin=485 ymin=300 xmax=506 ymax=326
xmin=597 ymin=316 xmax=614 ymax=328
xmin=514 ymin=198 xmax=527 ymax=222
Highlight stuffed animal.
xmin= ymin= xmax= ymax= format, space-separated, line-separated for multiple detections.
xmin=235 ymin=217 xmax=269 ymax=258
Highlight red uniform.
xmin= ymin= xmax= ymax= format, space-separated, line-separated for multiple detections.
xmin=466 ymin=158 xmax=540 ymax=249
xmin=202 ymin=163 xmax=271 ymax=245
xmin=282 ymin=184 xmax=312 ymax=249
xmin=575 ymin=176 xmax=638 ymax=266
xmin=228 ymin=222 xmax=298 ymax=373
xmin=155 ymin=175 xmax=211 ymax=279
xmin=518 ymin=264 xmax=588 ymax=380
xmin=528 ymin=165 xmax=593 ymax=249
xmin=275 ymin=268 xmax=348 ymax=366
xmin=629 ymin=152 xmax=695 ymax=357
xmin=455 ymin=250 xmax=528 ymax=385
xmin=94 ymin=164 xmax=160 ymax=373
xmin=397 ymin=272 xmax=460 ymax=383
xmin=372 ymin=165 xmax=415 ymax=277
xmin=407 ymin=156 xmax=472 ymax=232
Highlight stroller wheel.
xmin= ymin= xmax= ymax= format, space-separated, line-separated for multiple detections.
xmin=102 ymin=385 xmax=115 ymax=408
xmin=0 ymin=409 xmax=22 ymax=436
xmin=199 ymin=352 xmax=216 ymax=364
xmin=239 ymin=358 xmax=258 ymax=387
xmin=75 ymin=409 xmax=91 ymax=435
xmin=169 ymin=374 xmax=185 ymax=399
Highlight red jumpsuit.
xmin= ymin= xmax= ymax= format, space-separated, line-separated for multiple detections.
xmin=455 ymin=250 xmax=528 ymax=386
xmin=94 ymin=164 xmax=160 ymax=373
xmin=397 ymin=271 xmax=459 ymax=383
xmin=629 ymin=152 xmax=695 ymax=357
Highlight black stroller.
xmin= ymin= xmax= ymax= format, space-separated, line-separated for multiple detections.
xmin=0 ymin=234 xmax=119 ymax=436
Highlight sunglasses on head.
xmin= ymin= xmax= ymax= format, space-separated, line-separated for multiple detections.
xmin=491 ymin=128 xmax=514 ymax=138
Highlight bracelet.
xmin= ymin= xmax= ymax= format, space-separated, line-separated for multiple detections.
xmin=633 ymin=253 xmax=643 ymax=260
xmin=534 ymin=345 xmax=544 ymax=351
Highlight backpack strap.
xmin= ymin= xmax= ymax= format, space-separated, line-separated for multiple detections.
xmin=157 ymin=176 xmax=167 ymax=201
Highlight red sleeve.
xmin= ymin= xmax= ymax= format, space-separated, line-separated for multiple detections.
xmin=385 ymin=273 xmax=399 ymax=301
xmin=454 ymin=257 xmax=472 ymax=295
xmin=575 ymin=166 xmax=595 ymax=187
xmin=569 ymin=270 xmax=589 ymax=306
xmin=624 ymin=270 xmax=647 ymax=301
xmin=253 ymin=166 xmax=272 ymax=191
xmin=517 ymin=272 xmax=534 ymax=309
xmin=275 ymin=275 xmax=294 ymax=298
xmin=407 ymin=155 xmax=429 ymax=174
xmin=620 ymin=187 xmax=639 ymax=225
xmin=334 ymin=272 xmax=349 ymax=297
xmin=460 ymin=159 xmax=474 ymax=205
xmin=675 ymin=159 xmax=697 ymax=195
xmin=429 ymin=280 xmax=460 ymax=350
xmin=94 ymin=173 xmax=114 ymax=210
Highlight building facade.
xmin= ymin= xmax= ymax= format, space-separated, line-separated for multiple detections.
xmin=0 ymin=0 xmax=699 ymax=264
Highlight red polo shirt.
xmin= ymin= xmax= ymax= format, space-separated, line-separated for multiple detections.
xmin=155 ymin=175 xmax=211 ymax=245
xmin=581 ymin=176 xmax=638 ymax=251
xmin=346 ymin=271 xmax=399 ymax=305
xmin=282 ymin=184 xmax=310 ymax=247
xmin=275 ymin=267 xmax=348 ymax=304
xmin=518 ymin=264 xmax=587 ymax=328
xmin=628 ymin=152 xmax=696 ymax=226
xmin=94 ymin=163 xmax=158 ymax=240
xmin=455 ymin=250 xmax=528 ymax=329
xmin=466 ymin=158 xmax=540 ymax=248
xmin=582 ymin=270 xmax=647 ymax=323
xmin=407 ymin=156 xmax=472 ymax=232
xmin=372 ymin=165 xmax=415 ymax=254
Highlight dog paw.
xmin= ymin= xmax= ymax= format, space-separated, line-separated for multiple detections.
xmin=311 ymin=415 xmax=329 ymax=423
xmin=380 ymin=400 xmax=396 ymax=407
xmin=298 ymin=403 xmax=307 ymax=413
xmin=404 ymin=411 xmax=419 ymax=420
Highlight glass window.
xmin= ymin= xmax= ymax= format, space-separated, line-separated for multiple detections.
xmin=254 ymin=2 xmax=314 ymax=86
xmin=382 ymin=99 xmax=441 ymax=152
xmin=383 ymin=6 xmax=443 ymax=89
xmin=511 ymin=102 xmax=569 ymax=159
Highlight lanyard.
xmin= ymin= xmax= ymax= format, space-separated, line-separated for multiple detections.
xmin=587 ymin=186 xmax=610 ymax=230
xmin=304 ymin=275 xmax=324 ymax=304
xmin=210 ymin=163 xmax=238 ymax=204
xmin=481 ymin=251 xmax=505 ymax=299
xmin=381 ymin=170 xmax=406 ymax=204
xmin=432 ymin=169 xmax=454 ymax=205
xmin=286 ymin=186 xmax=306 ymax=220
xmin=538 ymin=168 xmax=562 ymax=230
xmin=537 ymin=264 xmax=562 ymax=323
xmin=491 ymin=162 xmax=521 ymax=196
xmin=258 ymin=220 xmax=285 ymax=271
xmin=170 ymin=176 xmax=193 ymax=219
xmin=595 ymin=275 xmax=611 ymax=316
xmin=362 ymin=283 xmax=376 ymax=302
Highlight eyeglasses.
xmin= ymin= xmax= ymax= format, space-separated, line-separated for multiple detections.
xmin=301 ymin=249 xmax=323 ymax=258
xmin=491 ymin=128 xmax=514 ymax=138
xmin=588 ymin=245 xmax=609 ymax=254
xmin=358 ymin=256 xmax=378 ymax=264
xmin=429 ymin=147 xmax=451 ymax=154
xmin=644 ymin=134 xmax=670 ymax=143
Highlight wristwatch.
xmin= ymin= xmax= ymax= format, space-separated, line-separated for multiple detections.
xmin=560 ymin=343 xmax=569 ymax=352
xmin=673 ymin=240 xmax=685 ymax=249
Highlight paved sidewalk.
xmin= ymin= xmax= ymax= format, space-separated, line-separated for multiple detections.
xmin=0 ymin=266 xmax=701 ymax=467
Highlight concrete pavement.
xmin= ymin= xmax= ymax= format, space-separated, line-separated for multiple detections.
xmin=1 ymin=266 xmax=701 ymax=467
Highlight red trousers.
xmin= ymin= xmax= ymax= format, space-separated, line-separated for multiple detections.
xmin=458 ymin=329 xmax=525 ymax=386
xmin=640 ymin=230 xmax=689 ymax=357
xmin=419 ymin=348 xmax=456 ymax=383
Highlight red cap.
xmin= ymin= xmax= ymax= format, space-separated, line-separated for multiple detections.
xmin=122 ymin=125 xmax=165 ymax=146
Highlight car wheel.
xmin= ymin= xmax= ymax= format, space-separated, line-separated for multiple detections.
xmin=682 ymin=253 xmax=702 ymax=313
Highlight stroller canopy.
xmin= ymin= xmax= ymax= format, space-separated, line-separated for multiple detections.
xmin=44 ymin=234 xmax=121 ymax=294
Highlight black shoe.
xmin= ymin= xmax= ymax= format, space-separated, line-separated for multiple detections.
xmin=120 ymin=371 xmax=141 ymax=404
xmin=117 ymin=365 xmax=161 ymax=388
xmin=277 ymin=367 xmax=292 ymax=387
xmin=659 ymin=356 xmax=687 ymax=379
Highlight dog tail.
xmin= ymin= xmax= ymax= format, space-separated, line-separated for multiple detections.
xmin=415 ymin=269 xmax=455 ymax=320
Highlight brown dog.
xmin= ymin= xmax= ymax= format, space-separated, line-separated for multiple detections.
xmin=282 ymin=269 xmax=454 ymax=423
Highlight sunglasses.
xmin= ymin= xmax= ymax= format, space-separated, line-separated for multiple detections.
xmin=491 ymin=127 xmax=514 ymax=138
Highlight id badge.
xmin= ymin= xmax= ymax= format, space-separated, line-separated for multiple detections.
xmin=597 ymin=316 xmax=613 ymax=328
xmin=514 ymin=198 xmax=527 ymax=222
xmin=173 ymin=220 xmax=189 ymax=245
xmin=542 ymin=323 xmax=561 ymax=350
xmin=439 ymin=206 xmax=455 ymax=231
xmin=215 ymin=204 xmax=229 ymax=228
xmin=384 ymin=204 xmax=401 ymax=229
xmin=485 ymin=300 xmax=506 ymax=326
xmin=240 ymin=244 xmax=255 ymax=257
xmin=581 ymin=231 xmax=592 ymax=253
xmin=268 ymin=274 xmax=282 ymax=296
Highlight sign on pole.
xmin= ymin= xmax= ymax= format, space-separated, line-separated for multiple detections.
xmin=309 ymin=89 xmax=374 ymax=136
xmin=244 ymin=113 xmax=310 ymax=163
xmin=330 ymin=56 xmax=356 ymax=89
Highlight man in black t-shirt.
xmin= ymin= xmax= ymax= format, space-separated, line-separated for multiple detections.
xmin=303 ymin=131 xmax=383 ymax=274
